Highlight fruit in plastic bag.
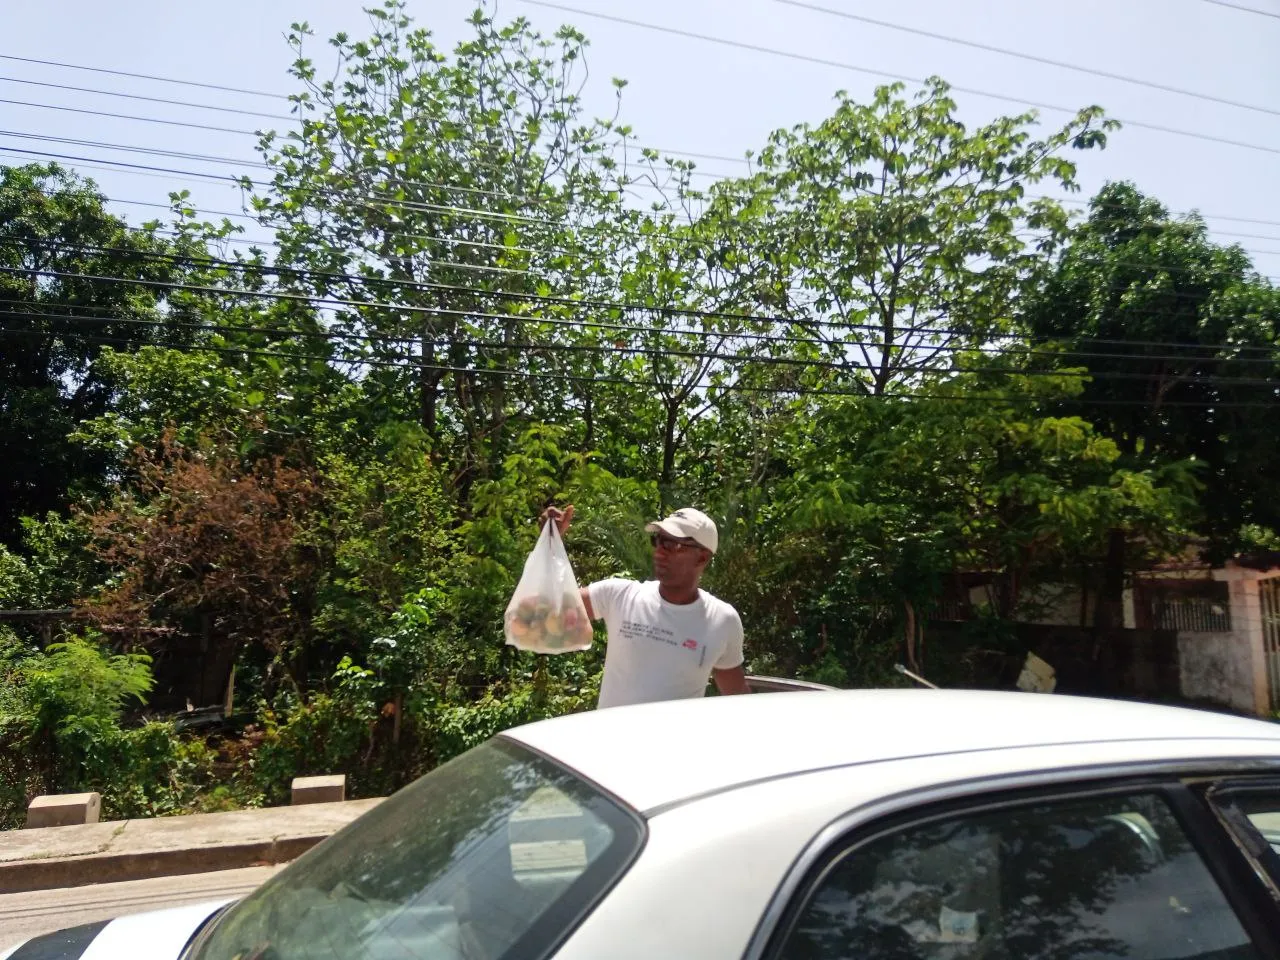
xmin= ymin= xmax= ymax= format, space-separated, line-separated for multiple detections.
xmin=504 ymin=522 xmax=593 ymax=654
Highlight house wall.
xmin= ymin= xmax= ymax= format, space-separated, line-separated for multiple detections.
xmin=947 ymin=565 xmax=1279 ymax=715
xmin=1178 ymin=631 xmax=1258 ymax=714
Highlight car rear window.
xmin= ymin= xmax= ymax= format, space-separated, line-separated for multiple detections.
xmin=189 ymin=738 xmax=643 ymax=960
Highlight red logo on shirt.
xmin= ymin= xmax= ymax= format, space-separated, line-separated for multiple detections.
xmin=682 ymin=638 xmax=698 ymax=650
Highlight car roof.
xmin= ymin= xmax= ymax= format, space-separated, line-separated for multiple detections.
xmin=502 ymin=689 xmax=1280 ymax=813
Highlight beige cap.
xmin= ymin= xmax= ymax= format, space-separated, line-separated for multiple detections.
xmin=645 ymin=507 xmax=718 ymax=554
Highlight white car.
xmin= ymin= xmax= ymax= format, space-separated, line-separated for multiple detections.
xmin=7 ymin=689 xmax=1280 ymax=960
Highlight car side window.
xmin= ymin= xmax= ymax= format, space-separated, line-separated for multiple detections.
xmin=776 ymin=791 xmax=1260 ymax=960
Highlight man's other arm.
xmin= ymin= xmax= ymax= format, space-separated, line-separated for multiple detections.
xmin=713 ymin=664 xmax=750 ymax=695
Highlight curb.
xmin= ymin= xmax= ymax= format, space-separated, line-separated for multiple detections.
xmin=0 ymin=835 xmax=324 ymax=894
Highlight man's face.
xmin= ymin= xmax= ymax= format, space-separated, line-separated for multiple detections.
xmin=651 ymin=531 xmax=711 ymax=582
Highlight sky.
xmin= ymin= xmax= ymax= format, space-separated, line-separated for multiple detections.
xmin=2 ymin=0 xmax=1278 ymax=280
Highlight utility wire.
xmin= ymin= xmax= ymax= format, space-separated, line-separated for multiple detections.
xmin=16 ymin=128 xmax=1280 ymax=246
xmin=778 ymin=0 xmax=1280 ymax=119
xmin=10 ymin=144 xmax=1280 ymax=282
xmin=1198 ymin=0 xmax=1280 ymax=20
xmin=7 ymin=86 xmax=1280 ymax=230
xmin=26 ymin=174 xmax=1280 ymax=291
xmin=105 ymin=190 xmax=1280 ymax=246
xmin=0 ymin=76 xmax=290 ymax=122
xmin=516 ymin=0 xmax=1280 ymax=158
xmin=0 ymin=53 xmax=288 ymax=99
xmin=4 ymin=321 xmax=1278 ymax=409
xmin=5 ymin=291 xmax=1275 ymax=371
xmin=0 ymin=79 xmax=749 ymax=174
xmin=3 ymin=253 xmax=1278 ymax=361
xmin=0 ymin=129 xmax=702 ymax=213
xmin=0 ymin=96 xmax=258 ymax=136
xmin=8 ymin=303 xmax=1280 ymax=389
xmin=10 ymin=202 xmax=1278 ymax=311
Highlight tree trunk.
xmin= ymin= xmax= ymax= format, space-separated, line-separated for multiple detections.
xmin=1093 ymin=528 xmax=1127 ymax=653
xmin=904 ymin=601 xmax=919 ymax=672
xmin=419 ymin=337 xmax=439 ymax=437
xmin=660 ymin=400 xmax=680 ymax=509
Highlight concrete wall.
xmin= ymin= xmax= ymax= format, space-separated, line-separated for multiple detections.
xmin=999 ymin=582 xmax=1135 ymax=629
xmin=947 ymin=565 xmax=1279 ymax=715
xmin=1178 ymin=631 xmax=1257 ymax=714
xmin=1217 ymin=571 xmax=1274 ymax=716
xmin=1171 ymin=568 xmax=1274 ymax=716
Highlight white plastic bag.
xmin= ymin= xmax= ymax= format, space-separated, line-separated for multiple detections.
xmin=504 ymin=521 xmax=594 ymax=654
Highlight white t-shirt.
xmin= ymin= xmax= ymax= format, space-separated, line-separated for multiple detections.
xmin=587 ymin=578 xmax=744 ymax=709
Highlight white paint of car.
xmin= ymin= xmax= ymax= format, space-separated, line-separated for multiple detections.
xmin=506 ymin=688 xmax=1280 ymax=813
xmin=550 ymin=733 xmax=1280 ymax=960
xmin=7 ymin=689 xmax=1280 ymax=959
xmin=0 ymin=899 xmax=228 ymax=960
xmin=78 ymin=902 xmax=231 ymax=960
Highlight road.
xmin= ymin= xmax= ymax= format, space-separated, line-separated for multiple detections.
xmin=0 ymin=865 xmax=283 ymax=949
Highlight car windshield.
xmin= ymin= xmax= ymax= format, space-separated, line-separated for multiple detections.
xmin=188 ymin=738 xmax=642 ymax=960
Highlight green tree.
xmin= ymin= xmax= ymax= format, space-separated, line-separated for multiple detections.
xmin=697 ymin=79 xmax=1115 ymax=396
xmin=248 ymin=1 xmax=639 ymax=496
xmin=769 ymin=357 xmax=1194 ymax=678
xmin=0 ymin=164 xmax=214 ymax=543
xmin=1022 ymin=181 xmax=1280 ymax=559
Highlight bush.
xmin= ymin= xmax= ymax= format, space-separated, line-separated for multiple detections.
xmin=67 ymin=719 xmax=222 ymax=819
xmin=0 ymin=632 xmax=223 ymax=825
xmin=428 ymin=672 xmax=599 ymax=764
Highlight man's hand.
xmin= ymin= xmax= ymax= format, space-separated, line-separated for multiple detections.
xmin=541 ymin=504 xmax=574 ymax=536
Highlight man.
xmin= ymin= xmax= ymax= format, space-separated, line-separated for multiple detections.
xmin=544 ymin=504 xmax=750 ymax=709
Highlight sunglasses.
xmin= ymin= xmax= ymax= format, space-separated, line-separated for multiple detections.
xmin=650 ymin=532 xmax=701 ymax=553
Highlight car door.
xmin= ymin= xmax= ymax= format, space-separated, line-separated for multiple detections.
xmin=751 ymin=777 xmax=1280 ymax=960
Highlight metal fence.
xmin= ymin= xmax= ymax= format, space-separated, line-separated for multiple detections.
xmin=1151 ymin=594 xmax=1232 ymax=633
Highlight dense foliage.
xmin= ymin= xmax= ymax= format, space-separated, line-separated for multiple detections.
xmin=1 ymin=2 xmax=1275 ymax=825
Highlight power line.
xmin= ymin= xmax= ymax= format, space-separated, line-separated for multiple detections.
xmin=4 ymin=284 xmax=1275 ymax=377
xmin=0 ymin=81 xmax=748 ymax=176
xmin=1 ymin=130 xmax=263 ymax=172
xmin=3 ymin=251 xmax=1278 ymax=361
xmin=0 ymin=76 xmax=290 ymax=122
xmin=0 ymin=294 xmax=832 ymax=355
xmin=1197 ymin=0 xmax=1280 ymax=20
xmin=0 ymin=146 xmax=581 ymax=231
xmin=4 ymin=316 xmax=1278 ymax=409
xmin=12 ymin=291 xmax=1274 ymax=374
xmin=20 ymin=127 xmax=1280 ymax=246
xmin=11 ymin=190 xmax=1277 ymax=306
xmin=8 ymin=142 xmax=1280 ymax=283
xmin=0 ymin=96 xmax=258 ymax=136
xmin=0 ymin=306 xmax=1011 ymax=381
xmin=516 ymin=0 xmax=1280 ymax=158
xmin=778 ymin=0 xmax=1280 ymax=119
xmin=0 ymin=128 xmax=688 ymax=213
xmin=0 ymin=141 xmax=736 ymax=235
xmin=7 ymin=79 xmax=1280 ymax=231
xmin=10 ymin=301 xmax=1280 ymax=389
xmin=51 ymin=183 xmax=1280 ymax=294
xmin=133 ymin=196 xmax=1277 ymax=248
xmin=0 ymin=53 xmax=289 ymax=99
xmin=112 ymin=187 xmax=1280 ymax=253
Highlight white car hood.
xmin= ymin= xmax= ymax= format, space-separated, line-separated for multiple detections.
xmin=0 ymin=899 xmax=230 ymax=960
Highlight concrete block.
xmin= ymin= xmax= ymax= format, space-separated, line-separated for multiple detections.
xmin=26 ymin=792 xmax=102 ymax=828
xmin=291 ymin=774 xmax=345 ymax=805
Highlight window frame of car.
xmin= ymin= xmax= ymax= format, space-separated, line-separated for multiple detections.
xmin=1203 ymin=777 xmax=1280 ymax=903
xmin=742 ymin=762 xmax=1280 ymax=960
